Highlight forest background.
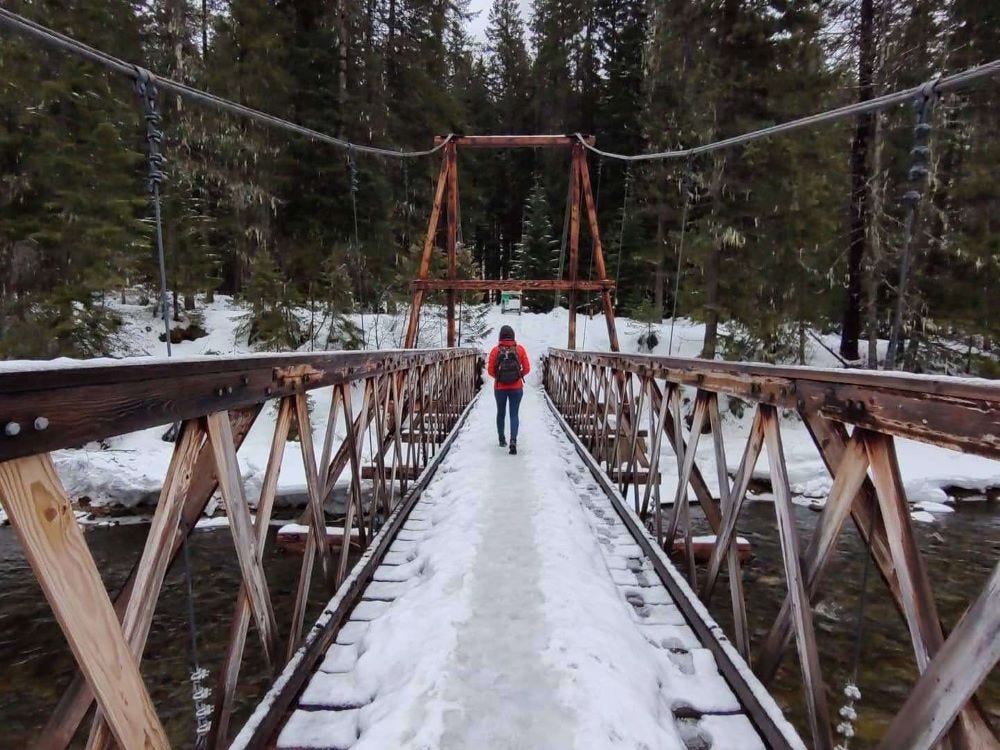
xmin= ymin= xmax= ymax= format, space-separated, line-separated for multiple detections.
xmin=0 ymin=0 xmax=997 ymax=374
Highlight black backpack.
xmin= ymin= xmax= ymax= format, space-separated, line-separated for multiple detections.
xmin=496 ymin=346 xmax=522 ymax=384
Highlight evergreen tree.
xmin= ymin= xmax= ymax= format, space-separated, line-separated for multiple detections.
xmin=513 ymin=177 xmax=560 ymax=312
xmin=0 ymin=0 xmax=145 ymax=357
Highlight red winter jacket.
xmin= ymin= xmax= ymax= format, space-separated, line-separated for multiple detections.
xmin=487 ymin=340 xmax=531 ymax=390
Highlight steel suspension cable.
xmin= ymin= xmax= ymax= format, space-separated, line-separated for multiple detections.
xmin=574 ymin=59 xmax=1000 ymax=162
xmin=0 ymin=7 xmax=452 ymax=159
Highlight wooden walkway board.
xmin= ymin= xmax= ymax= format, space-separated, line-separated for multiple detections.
xmin=237 ymin=391 xmax=800 ymax=750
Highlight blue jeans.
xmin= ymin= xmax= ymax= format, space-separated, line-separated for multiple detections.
xmin=495 ymin=388 xmax=523 ymax=440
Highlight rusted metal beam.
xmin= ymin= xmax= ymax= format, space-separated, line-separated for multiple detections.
xmin=567 ymin=144 xmax=582 ymax=350
xmin=0 ymin=348 xmax=476 ymax=462
xmin=404 ymin=152 xmax=451 ymax=348
xmin=410 ymin=279 xmax=615 ymax=292
xmin=445 ymin=142 xmax=458 ymax=348
xmin=432 ymin=134 xmax=596 ymax=148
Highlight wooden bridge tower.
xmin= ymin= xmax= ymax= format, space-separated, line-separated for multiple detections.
xmin=403 ymin=135 xmax=621 ymax=352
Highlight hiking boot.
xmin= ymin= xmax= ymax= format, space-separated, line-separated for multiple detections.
xmin=509 ymin=439 xmax=517 ymax=455
xmin=499 ymin=435 xmax=507 ymax=447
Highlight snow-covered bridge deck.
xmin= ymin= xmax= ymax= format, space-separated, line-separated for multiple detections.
xmin=237 ymin=389 xmax=801 ymax=750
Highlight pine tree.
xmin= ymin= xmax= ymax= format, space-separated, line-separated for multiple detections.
xmin=0 ymin=0 xmax=146 ymax=357
xmin=513 ymin=177 xmax=560 ymax=312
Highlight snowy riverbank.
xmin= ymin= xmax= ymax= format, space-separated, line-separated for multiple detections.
xmin=2 ymin=295 xmax=996 ymax=526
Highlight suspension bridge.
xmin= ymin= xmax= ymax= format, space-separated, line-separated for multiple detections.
xmin=0 ymin=7 xmax=999 ymax=750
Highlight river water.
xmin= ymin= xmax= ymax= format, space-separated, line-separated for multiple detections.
xmin=0 ymin=500 xmax=997 ymax=747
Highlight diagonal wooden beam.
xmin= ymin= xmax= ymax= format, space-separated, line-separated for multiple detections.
xmin=288 ymin=386 xmax=348 ymax=660
xmin=0 ymin=454 xmax=169 ymax=750
xmin=446 ymin=143 xmax=459 ymax=347
xmin=865 ymin=430 xmax=995 ymax=748
xmin=87 ymin=420 xmax=207 ymax=750
xmin=761 ymin=405 xmax=833 ymax=750
xmin=647 ymin=380 xmax=722 ymax=531
xmin=706 ymin=393 xmax=751 ymax=659
xmin=665 ymin=390 xmax=707 ymax=564
xmin=702 ymin=407 xmax=765 ymax=601
xmin=754 ymin=425 xmax=869 ymax=684
xmin=295 ymin=392 xmax=335 ymax=590
xmin=337 ymin=381 xmax=370 ymax=587
xmin=621 ymin=376 xmax=649 ymax=509
xmin=39 ymin=405 xmax=261 ymax=750
xmin=878 ymin=560 xmax=1000 ymax=750
xmin=206 ymin=411 xmax=279 ymax=668
xmin=578 ymin=150 xmax=620 ymax=352
xmin=207 ymin=397 xmax=293 ymax=750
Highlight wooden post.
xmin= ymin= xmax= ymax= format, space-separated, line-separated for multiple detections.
xmin=404 ymin=152 xmax=451 ymax=348
xmin=446 ymin=143 xmax=458 ymax=347
xmin=206 ymin=411 xmax=279 ymax=668
xmin=567 ymin=144 xmax=582 ymax=349
xmin=760 ymin=405 xmax=833 ymax=750
xmin=578 ymin=151 xmax=620 ymax=352
xmin=0 ymin=455 xmax=169 ymax=749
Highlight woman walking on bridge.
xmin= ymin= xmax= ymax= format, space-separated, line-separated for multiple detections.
xmin=487 ymin=325 xmax=530 ymax=455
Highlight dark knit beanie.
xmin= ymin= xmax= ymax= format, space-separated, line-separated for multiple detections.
xmin=499 ymin=325 xmax=515 ymax=341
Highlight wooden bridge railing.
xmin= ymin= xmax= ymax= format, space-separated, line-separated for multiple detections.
xmin=542 ymin=348 xmax=999 ymax=750
xmin=0 ymin=348 xmax=480 ymax=749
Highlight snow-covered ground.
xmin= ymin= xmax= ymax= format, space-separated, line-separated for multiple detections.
xmin=2 ymin=294 xmax=996 ymax=525
xmin=244 ymin=389 xmax=800 ymax=750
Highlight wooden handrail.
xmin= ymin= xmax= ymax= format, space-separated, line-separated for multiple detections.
xmin=542 ymin=349 xmax=1000 ymax=750
xmin=547 ymin=348 xmax=1000 ymax=459
xmin=0 ymin=349 xmax=482 ymax=749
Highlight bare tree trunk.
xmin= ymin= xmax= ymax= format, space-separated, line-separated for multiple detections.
xmin=841 ymin=0 xmax=876 ymax=362
xmin=654 ymin=206 xmax=666 ymax=319
xmin=701 ymin=152 xmax=727 ymax=360
xmin=866 ymin=109 xmax=886 ymax=369
xmin=337 ymin=1 xmax=349 ymax=138
xmin=701 ymin=245 xmax=720 ymax=359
